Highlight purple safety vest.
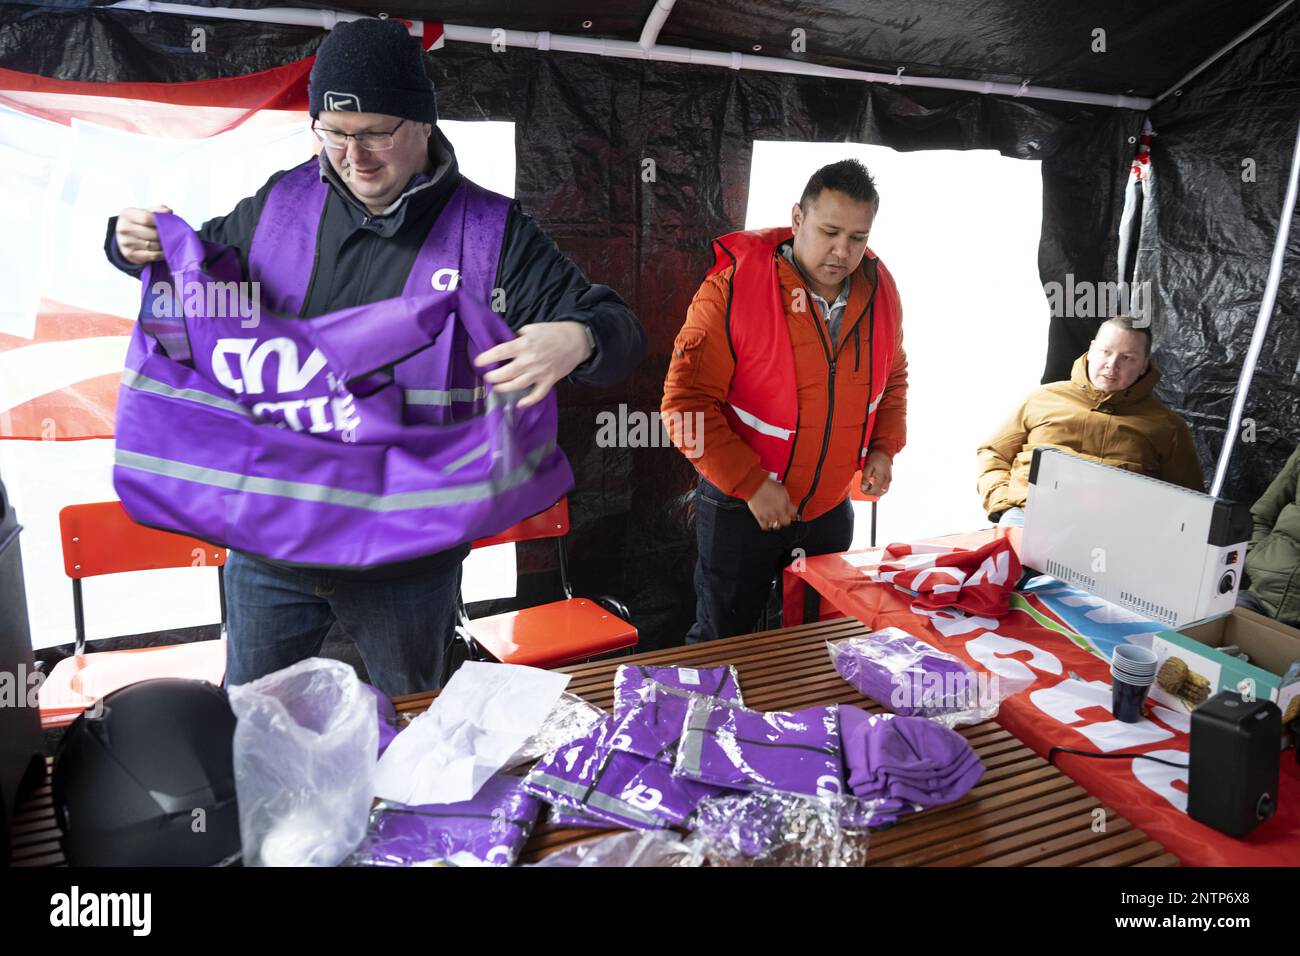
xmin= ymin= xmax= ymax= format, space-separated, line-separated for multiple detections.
xmin=112 ymin=166 xmax=574 ymax=568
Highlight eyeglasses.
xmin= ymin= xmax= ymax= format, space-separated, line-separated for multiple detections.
xmin=312 ymin=119 xmax=407 ymax=152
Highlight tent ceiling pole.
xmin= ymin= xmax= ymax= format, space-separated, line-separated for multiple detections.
xmin=1154 ymin=0 xmax=1295 ymax=104
xmin=1210 ymin=120 xmax=1300 ymax=498
xmin=638 ymin=0 xmax=677 ymax=51
xmin=99 ymin=1 xmax=1154 ymax=111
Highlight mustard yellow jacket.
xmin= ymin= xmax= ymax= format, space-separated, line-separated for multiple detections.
xmin=976 ymin=353 xmax=1204 ymax=517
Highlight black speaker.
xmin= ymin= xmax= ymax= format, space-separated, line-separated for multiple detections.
xmin=1187 ymin=691 xmax=1281 ymax=838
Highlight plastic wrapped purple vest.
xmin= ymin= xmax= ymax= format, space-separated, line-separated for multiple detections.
xmin=522 ymin=715 xmax=729 ymax=829
xmin=673 ymin=699 xmax=844 ymax=798
xmin=344 ymin=775 xmax=543 ymax=867
xmin=612 ymin=664 xmax=744 ymax=716
xmin=828 ymin=628 xmax=986 ymax=723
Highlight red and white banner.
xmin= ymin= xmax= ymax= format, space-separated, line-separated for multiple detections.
xmin=786 ymin=530 xmax=1300 ymax=867
xmin=0 ymin=61 xmax=314 ymax=441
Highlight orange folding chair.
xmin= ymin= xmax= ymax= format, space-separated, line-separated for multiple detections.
xmin=456 ymin=497 xmax=638 ymax=670
xmin=38 ymin=502 xmax=228 ymax=727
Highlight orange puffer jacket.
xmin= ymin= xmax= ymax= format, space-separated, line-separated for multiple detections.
xmin=662 ymin=244 xmax=908 ymax=521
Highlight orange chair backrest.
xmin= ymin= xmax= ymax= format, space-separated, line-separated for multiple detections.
xmin=59 ymin=501 xmax=227 ymax=579
xmin=472 ymin=497 xmax=570 ymax=549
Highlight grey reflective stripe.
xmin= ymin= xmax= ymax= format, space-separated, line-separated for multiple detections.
xmin=404 ymin=387 xmax=486 ymax=406
xmin=677 ymin=697 xmax=714 ymax=779
xmin=526 ymin=772 xmax=662 ymax=828
xmin=868 ymin=391 xmax=883 ymax=414
xmin=442 ymin=440 xmax=490 ymax=475
xmin=114 ymin=440 xmax=557 ymax=512
xmin=122 ymin=368 xmax=252 ymax=419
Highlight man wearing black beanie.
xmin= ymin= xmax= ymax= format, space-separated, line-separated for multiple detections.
xmin=104 ymin=17 xmax=647 ymax=696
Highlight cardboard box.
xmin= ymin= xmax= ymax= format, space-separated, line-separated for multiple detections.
xmin=1150 ymin=608 xmax=1300 ymax=738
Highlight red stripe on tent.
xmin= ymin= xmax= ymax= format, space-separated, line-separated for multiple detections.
xmin=0 ymin=58 xmax=311 ymax=124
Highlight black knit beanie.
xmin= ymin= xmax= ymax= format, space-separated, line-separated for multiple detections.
xmin=308 ymin=18 xmax=438 ymax=124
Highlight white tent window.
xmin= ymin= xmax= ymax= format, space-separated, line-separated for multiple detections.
xmin=745 ymin=140 xmax=1049 ymax=547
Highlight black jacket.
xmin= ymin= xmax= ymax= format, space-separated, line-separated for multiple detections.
xmin=105 ymin=127 xmax=646 ymax=577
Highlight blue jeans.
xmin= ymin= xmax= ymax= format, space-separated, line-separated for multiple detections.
xmin=686 ymin=478 xmax=854 ymax=644
xmin=223 ymin=547 xmax=468 ymax=696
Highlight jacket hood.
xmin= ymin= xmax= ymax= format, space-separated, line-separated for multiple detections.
xmin=1069 ymin=351 xmax=1161 ymax=405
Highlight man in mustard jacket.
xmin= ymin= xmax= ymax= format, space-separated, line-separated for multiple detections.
xmin=977 ymin=316 xmax=1203 ymax=526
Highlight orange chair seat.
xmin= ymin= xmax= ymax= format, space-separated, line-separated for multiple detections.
xmin=38 ymin=639 xmax=227 ymax=728
xmin=465 ymin=598 xmax=637 ymax=670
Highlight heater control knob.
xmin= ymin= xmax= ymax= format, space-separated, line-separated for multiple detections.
xmin=1257 ymin=792 xmax=1275 ymax=821
xmin=1218 ymin=571 xmax=1236 ymax=594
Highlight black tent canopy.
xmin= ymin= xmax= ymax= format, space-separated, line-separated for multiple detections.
xmin=2 ymin=0 xmax=1296 ymax=648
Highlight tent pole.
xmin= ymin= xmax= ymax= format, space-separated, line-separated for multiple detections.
xmin=1210 ymin=119 xmax=1300 ymax=498
xmin=1154 ymin=0 xmax=1295 ymax=104
xmin=98 ymin=1 xmax=1154 ymax=111
xmin=638 ymin=0 xmax=677 ymax=51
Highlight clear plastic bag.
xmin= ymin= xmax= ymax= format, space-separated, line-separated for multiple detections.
xmin=828 ymin=627 xmax=1026 ymax=727
xmin=672 ymin=697 xmax=843 ymax=797
xmin=228 ymin=658 xmax=377 ymax=867
xmin=505 ymin=692 xmax=607 ymax=769
xmin=686 ymin=791 xmax=873 ymax=867
xmin=613 ymin=664 xmax=744 ymax=716
xmin=342 ymin=775 xmax=543 ymax=867
xmin=530 ymin=830 xmax=703 ymax=867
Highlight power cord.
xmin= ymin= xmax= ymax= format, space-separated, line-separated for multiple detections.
xmin=1048 ymin=746 xmax=1188 ymax=770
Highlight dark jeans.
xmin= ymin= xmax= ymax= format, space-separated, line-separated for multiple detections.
xmin=223 ymin=546 xmax=468 ymax=696
xmin=686 ymin=478 xmax=854 ymax=644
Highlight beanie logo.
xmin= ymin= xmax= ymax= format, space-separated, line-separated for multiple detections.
xmin=323 ymin=91 xmax=361 ymax=112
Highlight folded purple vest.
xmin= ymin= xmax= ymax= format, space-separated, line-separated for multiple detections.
xmin=838 ymin=705 xmax=983 ymax=818
xmin=612 ymin=664 xmax=744 ymax=717
xmin=522 ymin=716 xmax=728 ymax=829
xmin=114 ymin=208 xmax=573 ymax=568
xmin=674 ymin=699 xmax=845 ymax=798
xmin=344 ymin=775 xmax=543 ymax=867
xmin=609 ymin=683 xmax=703 ymax=762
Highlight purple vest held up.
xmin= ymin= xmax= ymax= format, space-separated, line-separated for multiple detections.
xmin=112 ymin=170 xmax=574 ymax=569
xmin=249 ymin=160 xmax=509 ymax=425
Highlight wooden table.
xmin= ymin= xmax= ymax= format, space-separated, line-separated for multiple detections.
xmin=395 ymin=617 xmax=1181 ymax=867
xmin=10 ymin=618 xmax=1180 ymax=867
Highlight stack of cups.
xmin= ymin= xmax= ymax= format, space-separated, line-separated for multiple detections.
xmin=1111 ymin=644 xmax=1159 ymax=723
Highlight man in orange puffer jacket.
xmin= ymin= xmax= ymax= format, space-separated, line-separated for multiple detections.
xmin=663 ymin=159 xmax=908 ymax=643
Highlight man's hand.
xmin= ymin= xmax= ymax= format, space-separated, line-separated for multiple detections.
xmin=861 ymin=450 xmax=894 ymax=497
xmin=474 ymin=320 xmax=593 ymax=408
xmin=115 ymin=206 xmax=173 ymax=265
xmin=748 ymin=478 xmax=796 ymax=531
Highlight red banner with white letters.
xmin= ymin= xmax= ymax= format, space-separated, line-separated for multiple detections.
xmin=786 ymin=530 xmax=1300 ymax=866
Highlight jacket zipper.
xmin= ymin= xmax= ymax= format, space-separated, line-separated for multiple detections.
xmin=794 ymin=266 xmax=878 ymax=520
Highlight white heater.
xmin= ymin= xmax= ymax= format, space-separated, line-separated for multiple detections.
xmin=1022 ymin=448 xmax=1252 ymax=628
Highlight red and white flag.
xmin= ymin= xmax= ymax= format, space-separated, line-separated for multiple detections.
xmin=867 ymin=538 xmax=1022 ymax=617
